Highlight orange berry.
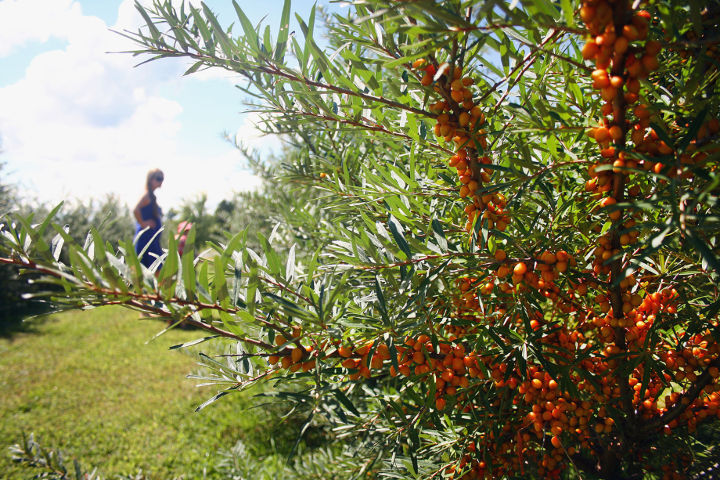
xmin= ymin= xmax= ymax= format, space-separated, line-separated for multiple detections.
xmin=291 ymin=347 xmax=304 ymax=364
xmin=609 ymin=125 xmax=624 ymax=141
xmin=614 ymin=36 xmax=629 ymax=55
xmin=641 ymin=54 xmax=659 ymax=72
xmin=412 ymin=58 xmax=426 ymax=69
xmin=591 ymin=69 xmax=610 ymax=88
xmin=580 ymin=5 xmax=595 ymax=23
xmin=622 ymin=24 xmax=639 ymax=41
xmin=594 ymin=126 xmax=610 ymax=142
xmin=600 ymin=86 xmax=617 ymax=102
xmin=599 ymin=196 xmax=616 ymax=208
xmin=582 ymin=41 xmax=599 ymax=60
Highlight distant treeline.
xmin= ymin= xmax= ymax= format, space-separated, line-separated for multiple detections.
xmin=0 ymin=165 xmax=277 ymax=327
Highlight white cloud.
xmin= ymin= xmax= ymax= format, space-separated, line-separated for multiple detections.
xmin=0 ymin=0 xmax=267 ymax=214
xmin=157 ymin=148 xmax=263 ymax=212
xmin=0 ymin=0 xmax=81 ymax=57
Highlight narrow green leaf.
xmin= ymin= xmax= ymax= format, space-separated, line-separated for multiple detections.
xmin=202 ymin=2 xmax=233 ymax=56
xmin=286 ymin=244 xmax=296 ymax=281
xmin=170 ymin=335 xmax=220 ymax=350
xmin=232 ymin=0 xmax=259 ymax=50
xmin=183 ymin=61 xmax=204 ymax=76
xmin=333 ymin=389 xmax=360 ymax=416
xmin=135 ymin=2 xmax=162 ymax=42
xmin=388 ymin=215 xmax=411 ymax=259
xmin=431 ymin=218 xmax=448 ymax=251
xmin=274 ymin=0 xmax=291 ymax=62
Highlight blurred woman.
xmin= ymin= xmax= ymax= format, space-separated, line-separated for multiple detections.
xmin=133 ymin=168 xmax=164 ymax=270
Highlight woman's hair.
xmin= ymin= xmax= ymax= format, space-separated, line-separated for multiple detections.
xmin=145 ymin=168 xmax=164 ymax=219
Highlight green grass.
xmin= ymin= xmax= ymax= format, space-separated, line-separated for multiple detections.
xmin=0 ymin=306 xmax=282 ymax=479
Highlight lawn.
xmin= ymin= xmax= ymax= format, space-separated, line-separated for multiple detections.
xmin=0 ymin=306 xmax=280 ymax=479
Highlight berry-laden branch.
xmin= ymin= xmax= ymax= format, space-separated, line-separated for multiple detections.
xmin=6 ymin=3 xmax=718 ymax=479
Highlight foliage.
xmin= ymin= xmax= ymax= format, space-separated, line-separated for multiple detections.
xmin=41 ymin=195 xmax=134 ymax=260
xmin=212 ymin=145 xmax=336 ymax=255
xmin=10 ymin=432 xmax=146 ymax=480
xmin=0 ymin=161 xmax=49 ymax=326
xmin=0 ymin=194 xmax=133 ymax=326
xmin=2 ymin=0 xmax=720 ymax=479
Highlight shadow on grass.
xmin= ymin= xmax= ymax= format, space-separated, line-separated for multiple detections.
xmin=0 ymin=302 xmax=55 ymax=339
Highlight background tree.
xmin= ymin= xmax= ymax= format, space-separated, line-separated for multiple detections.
xmin=166 ymin=193 xmax=222 ymax=247
xmin=2 ymin=1 xmax=720 ymax=479
xmin=0 ymin=160 xmax=37 ymax=326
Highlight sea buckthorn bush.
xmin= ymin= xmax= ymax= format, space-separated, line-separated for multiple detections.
xmin=2 ymin=1 xmax=720 ymax=479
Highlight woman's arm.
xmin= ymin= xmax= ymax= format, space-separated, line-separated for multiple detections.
xmin=133 ymin=194 xmax=156 ymax=229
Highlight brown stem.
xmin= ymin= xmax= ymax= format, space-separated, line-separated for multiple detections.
xmin=354 ymin=252 xmax=491 ymax=271
xmin=266 ymin=109 xmax=454 ymax=154
xmin=595 ymin=2 xmax=633 ymax=476
xmin=606 ymin=2 xmax=632 ymax=425
xmin=137 ymin=47 xmax=435 ymax=119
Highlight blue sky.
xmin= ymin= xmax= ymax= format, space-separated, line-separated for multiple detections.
xmin=0 ymin=0 xmax=334 ymax=211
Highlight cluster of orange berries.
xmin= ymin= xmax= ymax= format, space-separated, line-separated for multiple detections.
xmin=441 ymin=248 xmax=582 ymax=360
xmin=339 ymin=341 xmax=392 ymax=380
xmin=400 ymin=338 xmax=480 ymax=411
xmin=580 ymin=0 xmax=648 ymax=349
xmin=444 ymin=248 xmax=579 ymax=338
xmin=287 ymin=333 xmax=491 ymax=413
xmin=413 ymin=59 xmax=508 ymax=237
xmin=263 ymin=7 xmax=719 ymax=479
xmin=504 ymin=250 xmax=573 ymax=286
xmin=262 ymin=291 xmax=718 ymax=480
xmin=581 ymin=4 xmax=656 ymax=100
xmin=639 ymin=118 xmax=720 ymax=180
xmin=582 ymin=286 xmax=720 ymax=430
xmin=461 ymin=188 xmax=509 ymax=233
xmin=577 ymin=4 xmax=720 ymax=464
xmin=421 ymin=17 xmax=716 ymax=476
xmin=580 ymin=1 xmax=661 ymax=228
xmin=492 ymin=250 xmax=577 ymax=312
xmin=267 ymin=326 xmax=318 ymax=373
